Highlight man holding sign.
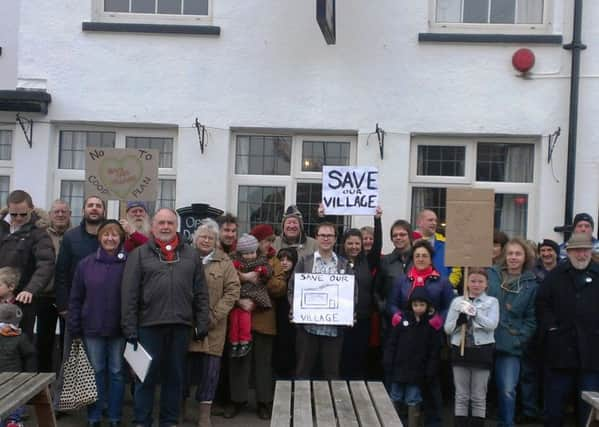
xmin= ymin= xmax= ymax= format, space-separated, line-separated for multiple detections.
xmin=288 ymin=222 xmax=354 ymax=380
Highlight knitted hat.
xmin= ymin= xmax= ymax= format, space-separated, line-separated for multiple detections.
xmin=280 ymin=205 xmax=307 ymax=245
xmin=566 ymin=233 xmax=593 ymax=250
xmin=127 ymin=200 xmax=149 ymax=213
xmin=250 ymin=224 xmax=275 ymax=242
xmin=0 ymin=304 xmax=22 ymax=326
xmin=538 ymin=239 xmax=559 ymax=256
xmin=408 ymin=286 xmax=432 ymax=307
xmin=572 ymin=212 xmax=594 ymax=230
xmin=236 ymin=233 xmax=259 ymax=254
xmin=97 ymin=219 xmax=126 ymax=243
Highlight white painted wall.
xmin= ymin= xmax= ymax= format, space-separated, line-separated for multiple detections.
xmin=0 ymin=0 xmax=20 ymax=89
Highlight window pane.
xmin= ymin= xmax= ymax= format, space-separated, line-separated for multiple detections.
xmin=296 ymin=182 xmax=349 ymax=243
xmin=125 ymin=136 xmax=174 ymax=168
xmin=495 ymin=193 xmax=527 ymax=237
xmin=146 ymin=179 xmax=176 ymax=214
xmin=132 ymin=0 xmax=155 ymax=13
xmin=436 ymin=0 xmax=462 ymax=22
xmin=183 ymin=0 xmax=209 ymax=15
xmin=237 ymin=186 xmax=285 ymax=234
xmin=158 ymin=0 xmax=181 ymax=14
xmin=491 ymin=0 xmax=516 ymax=23
xmin=516 ymin=0 xmax=543 ymax=23
xmin=302 ymin=141 xmax=350 ymax=172
xmin=0 ymin=176 xmax=10 ymax=207
xmin=60 ymin=180 xmax=85 ymax=225
xmin=463 ymin=0 xmax=489 ymax=23
xmin=0 ymin=130 xmax=12 ymax=160
xmin=417 ymin=145 xmax=465 ymax=177
xmin=476 ymin=143 xmax=533 ymax=182
xmin=105 ymin=0 xmax=129 ymax=12
xmin=411 ymin=187 xmax=447 ymax=232
xmin=235 ymin=135 xmax=291 ymax=175
xmin=59 ymin=131 xmax=116 ymax=169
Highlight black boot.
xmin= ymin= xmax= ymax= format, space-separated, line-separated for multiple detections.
xmin=469 ymin=416 xmax=485 ymax=427
xmin=454 ymin=415 xmax=469 ymax=427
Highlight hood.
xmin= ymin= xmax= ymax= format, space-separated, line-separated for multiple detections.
xmin=280 ymin=205 xmax=308 ymax=245
xmin=0 ymin=207 xmax=50 ymax=230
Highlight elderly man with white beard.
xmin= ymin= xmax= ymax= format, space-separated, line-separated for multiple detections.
xmin=120 ymin=201 xmax=151 ymax=252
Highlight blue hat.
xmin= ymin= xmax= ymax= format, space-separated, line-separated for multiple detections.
xmin=126 ymin=201 xmax=149 ymax=212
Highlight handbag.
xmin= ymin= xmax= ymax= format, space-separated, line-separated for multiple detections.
xmin=57 ymin=338 xmax=98 ymax=410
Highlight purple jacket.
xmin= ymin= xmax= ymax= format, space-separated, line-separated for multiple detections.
xmin=68 ymin=247 xmax=127 ymax=338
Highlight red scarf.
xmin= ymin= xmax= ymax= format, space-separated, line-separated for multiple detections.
xmin=155 ymin=235 xmax=179 ymax=261
xmin=408 ymin=265 xmax=438 ymax=291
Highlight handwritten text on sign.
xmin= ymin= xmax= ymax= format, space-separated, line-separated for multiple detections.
xmin=322 ymin=166 xmax=379 ymax=215
xmin=85 ymin=148 xmax=159 ymax=201
xmin=292 ymin=273 xmax=354 ymax=326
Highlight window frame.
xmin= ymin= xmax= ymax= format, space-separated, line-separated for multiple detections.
xmin=428 ymin=0 xmax=553 ymax=34
xmin=0 ymin=127 xmax=14 ymax=201
xmin=91 ymin=0 xmax=213 ymax=25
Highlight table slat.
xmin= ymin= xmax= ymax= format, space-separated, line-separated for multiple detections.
xmin=312 ymin=381 xmax=335 ymax=427
xmin=367 ymin=382 xmax=403 ymax=427
xmin=0 ymin=372 xmax=20 ymax=385
xmin=271 ymin=381 xmax=292 ymax=427
xmin=330 ymin=380 xmax=359 ymax=427
xmin=293 ymin=380 xmax=313 ymax=427
xmin=349 ymin=381 xmax=381 ymax=427
xmin=0 ymin=373 xmax=54 ymax=419
xmin=582 ymin=391 xmax=599 ymax=423
xmin=0 ymin=372 xmax=36 ymax=402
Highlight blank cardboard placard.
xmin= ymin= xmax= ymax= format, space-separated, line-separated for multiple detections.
xmin=445 ymin=188 xmax=494 ymax=267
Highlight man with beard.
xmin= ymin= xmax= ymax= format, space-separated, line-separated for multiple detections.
xmin=537 ymin=233 xmax=599 ymax=426
xmin=120 ymin=201 xmax=150 ymax=252
xmin=216 ymin=213 xmax=238 ymax=255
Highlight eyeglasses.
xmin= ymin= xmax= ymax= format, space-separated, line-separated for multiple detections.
xmin=317 ymin=234 xmax=336 ymax=240
xmin=9 ymin=212 xmax=29 ymax=218
xmin=196 ymin=235 xmax=215 ymax=241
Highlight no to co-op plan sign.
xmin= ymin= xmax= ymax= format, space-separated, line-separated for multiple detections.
xmin=85 ymin=148 xmax=159 ymax=201
xmin=322 ymin=166 xmax=379 ymax=215
xmin=292 ymin=273 xmax=355 ymax=326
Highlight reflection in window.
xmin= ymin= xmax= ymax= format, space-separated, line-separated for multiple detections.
xmin=146 ymin=179 xmax=177 ymax=214
xmin=59 ymin=131 xmax=116 ymax=169
xmin=235 ymin=136 xmax=291 ymax=176
xmin=495 ymin=193 xmax=527 ymax=237
xmin=417 ymin=145 xmax=465 ymax=176
xmin=237 ymin=186 xmax=285 ymax=234
xmin=106 ymin=0 xmax=209 ymax=15
xmin=476 ymin=143 xmax=533 ymax=182
xmin=60 ymin=180 xmax=85 ymax=225
xmin=302 ymin=141 xmax=350 ymax=172
xmin=126 ymin=136 xmax=174 ymax=168
xmin=0 ymin=131 xmax=12 ymax=161
xmin=436 ymin=0 xmax=543 ymax=24
xmin=296 ymin=182 xmax=349 ymax=241
xmin=411 ymin=187 xmax=447 ymax=232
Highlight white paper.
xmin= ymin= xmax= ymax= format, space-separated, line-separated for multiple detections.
xmin=124 ymin=342 xmax=152 ymax=382
xmin=322 ymin=166 xmax=379 ymax=215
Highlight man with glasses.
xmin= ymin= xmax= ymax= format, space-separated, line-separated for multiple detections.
xmin=288 ymin=222 xmax=354 ymax=379
xmin=0 ymin=190 xmax=55 ymax=339
xmin=122 ymin=208 xmax=210 ymax=427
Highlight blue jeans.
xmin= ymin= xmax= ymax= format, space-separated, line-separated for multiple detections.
xmin=83 ymin=336 xmax=126 ymax=423
xmin=390 ymin=382 xmax=422 ymax=406
xmin=544 ymin=369 xmax=599 ymax=427
xmin=495 ymin=354 xmax=521 ymax=427
xmin=519 ymin=346 xmax=541 ymax=417
xmin=134 ymin=324 xmax=190 ymax=427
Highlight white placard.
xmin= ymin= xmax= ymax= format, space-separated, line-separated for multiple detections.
xmin=292 ymin=273 xmax=354 ymax=326
xmin=124 ymin=342 xmax=153 ymax=383
xmin=322 ymin=166 xmax=379 ymax=215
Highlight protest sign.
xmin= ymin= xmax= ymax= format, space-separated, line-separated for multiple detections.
xmin=85 ymin=148 xmax=159 ymax=201
xmin=292 ymin=273 xmax=354 ymax=326
xmin=322 ymin=166 xmax=378 ymax=215
xmin=445 ymin=188 xmax=494 ymax=267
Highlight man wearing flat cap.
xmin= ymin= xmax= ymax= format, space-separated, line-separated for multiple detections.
xmin=559 ymin=212 xmax=599 ymax=262
xmin=537 ymin=233 xmax=599 ymax=426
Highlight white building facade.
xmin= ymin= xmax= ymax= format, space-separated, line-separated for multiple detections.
xmin=1 ymin=0 xmax=598 ymax=248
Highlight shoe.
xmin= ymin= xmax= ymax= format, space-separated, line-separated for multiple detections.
xmin=211 ymin=403 xmax=225 ymax=416
xmin=470 ymin=416 xmax=486 ymax=427
xmin=230 ymin=343 xmax=240 ymax=358
xmin=257 ymin=402 xmax=271 ymax=420
xmin=198 ymin=402 xmax=212 ymax=427
xmin=516 ymin=414 xmax=541 ymax=424
xmin=109 ymin=422 xmax=121 ymax=427
xmin=454 ymin=415 xmax=468 ymax=427
xmin=87 ymin=422 xmax=101 ymax=427
xmin=237 ymin=341 xmax=252 ymax=358
xmin=223 ymin=401 xmax=245 ymax=418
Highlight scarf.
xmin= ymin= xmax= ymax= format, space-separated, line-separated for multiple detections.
xmin=0 ymin=323 xmax=21 ymax=337
xmin=408 ymin=265 xmax=438 ymax=291
xmin=155 ymin=235 xmax=179 ymax=262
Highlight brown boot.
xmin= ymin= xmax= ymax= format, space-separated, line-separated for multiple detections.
xmin=198 ymin=402 xmax=212 ymax=427
xmin=407 ymin=404 xmax=422 ymax=427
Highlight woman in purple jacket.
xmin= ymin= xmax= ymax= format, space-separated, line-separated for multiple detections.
xmin=68 ymin=219 xmax=127 ymax=427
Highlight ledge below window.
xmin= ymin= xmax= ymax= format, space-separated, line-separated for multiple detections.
xmin=82 ymin=22 xmax=220 ymax=36
xmin=418 ymin=33 xmax=562 ymax=44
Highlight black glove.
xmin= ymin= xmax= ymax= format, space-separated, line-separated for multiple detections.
xmin=194 ymin=325 xmax=208 ymax=341
xmin=456 ymin=313 xmax=468 ymax=327
xmin=127 ymin=337 xmax=138 ymax=351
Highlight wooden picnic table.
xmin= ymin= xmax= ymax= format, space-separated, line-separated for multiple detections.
xmin=271 ymin=380 xmax=403 ymax=427
xmin=582 ymin=391 xmax=599 ymax=427
xmin=0 ymin=372 xmax=56 ymax=426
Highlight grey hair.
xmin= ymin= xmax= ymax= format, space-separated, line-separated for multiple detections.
xmin=192 ymin=218 xmax=220 ymax=247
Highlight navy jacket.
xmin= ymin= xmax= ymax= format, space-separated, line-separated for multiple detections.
xmin=387 ymin=273 xmax=454 ymax=321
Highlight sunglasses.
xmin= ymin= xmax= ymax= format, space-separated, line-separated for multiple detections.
xmin=9 ymin=212 xmax=29 ymax=218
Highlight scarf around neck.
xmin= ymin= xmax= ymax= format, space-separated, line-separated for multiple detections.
xmin=408 ymin=265 xmax=438 ymax=291
xmin=155 ymin=234 xmax=179 ymax=261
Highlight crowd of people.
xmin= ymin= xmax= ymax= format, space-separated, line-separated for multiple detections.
xmin=0 ymin=188 xmax=598 ymax=427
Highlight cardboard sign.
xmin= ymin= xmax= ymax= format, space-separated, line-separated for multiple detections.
xmin=445 ymin=188 xmax=494 ymax=267
xmin=292 ymin=273 xmax=354 ymax=326
xmin=322 ymin=166 xmax=379 ymax=215
xmin=85 ymin=148 xmax=159 ymax=201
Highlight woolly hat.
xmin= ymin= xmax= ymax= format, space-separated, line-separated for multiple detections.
xmin=127 ymin=200 xmax=149 ymax=213
xmin=408 ymin=286 xmax=433 ymax=307
xmin=538 ymin=239 xmax=560 ymax=256
xmin=280 ymin=205 xmax=307 ymax=244
xmin=572 ymin=212 xmax=594 ymax=230
xmin=566 ymin=233 xmax=593 ymax=250
xmin=0 ymin=304 xmax=22 ymax=326
xmin=236 ymin=233 xmax=259 ymax=254
xmin=250 ymin=224 xmax=275 ymax=242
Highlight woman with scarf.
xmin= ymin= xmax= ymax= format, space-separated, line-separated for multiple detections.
xmin=487 ymin=237 xmax=538 ymax=427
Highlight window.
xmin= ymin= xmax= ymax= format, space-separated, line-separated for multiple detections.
xmin=0 ymin=131 xmax=13 ymax=161
xmin=60 ymin=181 xmax=86 ymax=225
xmin=94 ymin=0 xmax=211 ymax=24
xmin=231 ymin=134 xmax=355 ymax=235
xmin=59 ymin=131 xmax=115 ymax=169
xmin=410 ymin=137 xmax=537 ymax=238
xmin=126 ymin=136 xmax=174 ymax=168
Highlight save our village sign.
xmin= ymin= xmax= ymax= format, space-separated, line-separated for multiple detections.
xmin=322 ymin=166 xmax=379 ymax=215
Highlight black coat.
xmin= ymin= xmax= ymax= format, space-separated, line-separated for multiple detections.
xmin=374 ymin=248 xmax=411 ymax=316
xmin=0 ymin=332 xmax=36 ymax=372
xmin=383 ymin=311 xmax=441 ymax=384
xmin=536 ymin=260 xmax=599 ymax=371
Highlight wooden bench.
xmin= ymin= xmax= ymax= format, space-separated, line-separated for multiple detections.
xmin=0 ymin=372 xmax=57 ymax=426
xmin=582 ymin=391 xmax=599 ymax=427
xmin=271 ymin=380 xmax=403 ymax=427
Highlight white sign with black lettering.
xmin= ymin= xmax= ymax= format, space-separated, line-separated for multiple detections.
xmin=292 ymin=273 xmax=354 ymax=326
xmin=322 ymin=166 xmax=379 ymax=215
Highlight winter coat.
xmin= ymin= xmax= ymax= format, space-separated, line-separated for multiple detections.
xmin=189 ymin=249 xmax=240 ymax=356
xmin=0 ymin=332 xmax=36 ymax=372
xmin=273 ymin=235 xmax=318 ymax=261
xmin=121 ymin=235 xmax=209 ymax=339
xmin=444 ymin=293 xmax=499 ymax=347
xmin=55 ymin=220 xmax=100 ymax=311
xmin=40 ymin=224 xmax=71 ymax=297
xmin=252 ymin=253 xmax=287 ymax=336
xmin=487 ymin=267 xmax=538 ymax=357
xmin=374 ymin=248 xmax=411 ymax=316
xmin=0 ymin=209 xmax=55 ymax=296
xmin=536 ymin=260 xmax=599 ymax=371
xmin=383 ymin=310 xmax=441 ymax=384
xmin=387 ymin=272 xmax=454 ymax=321
xmin=68 ymin=247 xmax=127 ymax=338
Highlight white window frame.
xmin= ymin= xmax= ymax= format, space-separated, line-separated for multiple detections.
xmin=409 ymin=135 xmax=540 ymax=237
xmin=0 ymin=126 xmax=14 ymax=198
xmin=92 ymin=0 xmax=212 ymax=25
xmin=428 ymin=0 xmax=553 ymax=34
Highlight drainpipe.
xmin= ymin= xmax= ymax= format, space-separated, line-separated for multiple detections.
xmin=561 ymin=0 xmax=586 ymax=240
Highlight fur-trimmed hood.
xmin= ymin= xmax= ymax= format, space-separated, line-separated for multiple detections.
xmin=0 ymin=207 xmax=50 ymax=230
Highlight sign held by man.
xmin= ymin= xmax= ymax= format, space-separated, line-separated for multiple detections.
xmin=322 ymin=166 xmax=379 ymax=215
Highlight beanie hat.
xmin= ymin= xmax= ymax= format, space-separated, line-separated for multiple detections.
xmin=97 ymin=219 xmax=126 ymax=243
xmin=408 ymin=286 xmax=432 ymax=307
xmin=538 ymin=239 xmax=559 ymax=256
xmin=0 ymin=304 xmax=22 ymax=326
xmin=280 ymin=205 xmax=307 ymax=245
xmin=572 ymin=212 xmax=594 ymax=230
xmin=127 ymin=200 xmax=149 ymax=213
xmin=236 ymin=233 xmax=259 ymax=254
xmin=250 ymin=224 xmax=275 ymax=242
